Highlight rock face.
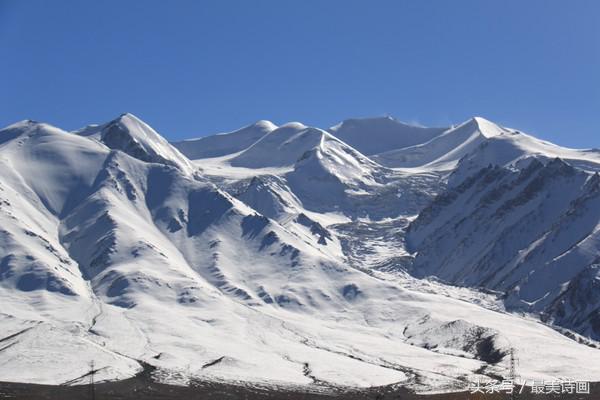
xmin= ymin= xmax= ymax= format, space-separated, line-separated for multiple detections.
xmin=407 ymin=158 xmax=600 ymax=339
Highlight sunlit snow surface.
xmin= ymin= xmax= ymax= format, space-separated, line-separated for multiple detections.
xmin=1 ymin=115 xmax=600 ymax=392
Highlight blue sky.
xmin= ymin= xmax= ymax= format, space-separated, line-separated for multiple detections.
xmin=1 ymin=0 xmax=598 ymax=147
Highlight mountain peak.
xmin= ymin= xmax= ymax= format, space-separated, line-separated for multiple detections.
xmin=99 ymin=113 xmax=194 ymax=173
xmin=470 ymin=116 xmax=490 ymax=124
xmin=116 ymin=111 xmax=137 ymax=120
xmin=250 ymin=120 xmax=278 ymax=131
xmin=329 ymin=116 xmax=447 ymax=156
xmin=172 ymin=120 xmax=276 ymax=160
xmin=278 ymin=121 xmax=307 ymax=130
xmin=0 ymin=119 xmax=70 ymax=146
xmin=2 ymin=119 xmax=54 ymax=132
xmin=229 ymin=125 xmax=326 ymax=168
xmin=108 ymin=112 xmax=149 ymax=131
xmin=343 ymin=115 xmax=435 ymax=129
xmin=467 ymin=116 xmax=504 ymax=138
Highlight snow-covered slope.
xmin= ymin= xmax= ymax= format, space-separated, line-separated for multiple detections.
xmin=172 ymin=120 xmax=276 ymax=160
xmin=2 ymin=115 xmax=600 ymax=393
xmin=372 ymin=117 xmax=503 ymax=169
xmin=229 ymin=123 xmax=326 ymax=168
xmin=449 ymin=127 xmax=600 ymax=184
xmin=191 ymin=120 xmax=435 ymax=218
xmin=76 ymin=113 xmax=196 ymax=175
xmin=187 ymin=114 xmax=600 ymax=344
xmin=206 ymin=124 xmax=407 ymax=257
xmin=328 ymin=116 xmax=446 ymax=156
xmin=373 ymin=116 xmax=600 ymax=173
xmin=407 ymin=158 xmax=600 ymax=338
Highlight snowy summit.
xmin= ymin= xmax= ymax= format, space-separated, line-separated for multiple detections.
xmin=1 ymin=114 xmax=600 ymax=392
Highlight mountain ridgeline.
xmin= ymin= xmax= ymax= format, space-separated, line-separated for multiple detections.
xmin=1 ymin=113 xmax=600 ymax=390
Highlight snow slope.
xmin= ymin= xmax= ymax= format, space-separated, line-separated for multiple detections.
xmin=172 ymin=120 xmax=276 ymax=160
xmin=229 ymin=123 xmax=324 ymax=168
xmin=373 ymin=116 xmax=600 ymax=174
xmin=372 ymin=117 xmax=503 ymax=169
xmin=188 ymin=114 xmax=600 ymax=343
xmin=449 ymin=127 xmax=600 ymax=184
xmin=407 ymin=158 xmax=600 ymax=338
xmin=328 ymin=116 xmax=447 ymax=156
xmin=1 ymin=115 xmax=600 ymax=393
xmin=76 ymin=113 xmax=196 ymax=175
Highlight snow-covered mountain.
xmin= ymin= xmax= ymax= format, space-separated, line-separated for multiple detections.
xmin=1 ymin=114 xmax=600 ymax=392
xmin=77 ymin=113 xmax=196 ymax=174
xmin=407 ymin=158 xmax=600 ymax=338
xmin=172 ymin=120 xmax=276 ymax=160
xmin=372 ymin=117 xmax=505 ymax=169
xmin=373 ymin=116 xmax=600 ymax=173
xmin=328 ymin=116 xmax=447 ymax=156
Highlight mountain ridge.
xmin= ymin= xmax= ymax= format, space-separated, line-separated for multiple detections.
xmin=2 ymin=114 xmax=600 ymax=391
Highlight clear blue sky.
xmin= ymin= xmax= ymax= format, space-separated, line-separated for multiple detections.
xmin=1 ymin=0 xmax=598 ymax=147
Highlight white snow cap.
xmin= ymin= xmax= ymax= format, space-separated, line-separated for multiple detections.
xmin=1 ymin=113 xmax=600 ymax=391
